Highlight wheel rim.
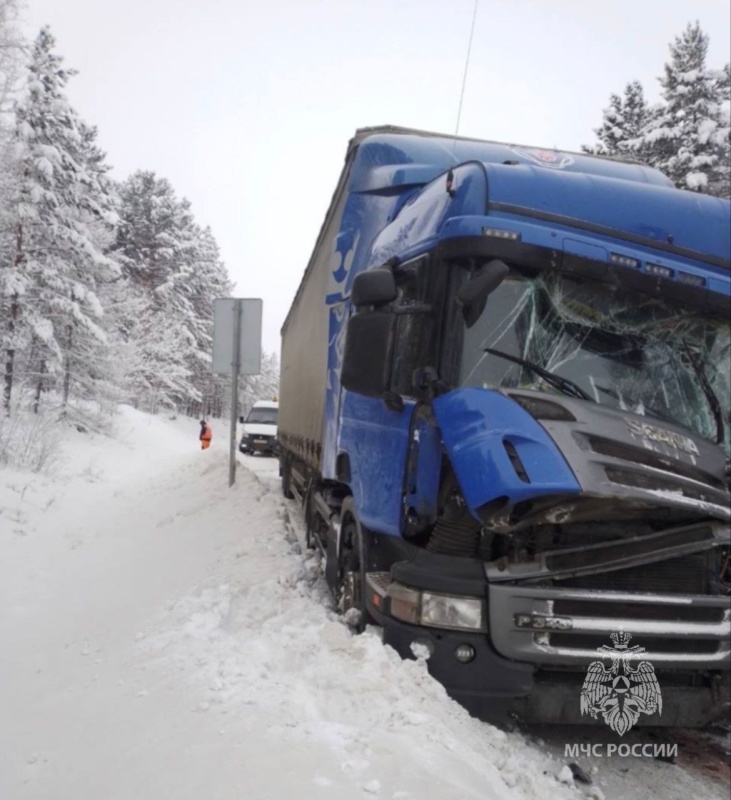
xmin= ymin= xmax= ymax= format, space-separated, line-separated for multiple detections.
xmin=338 ymin=520 xmax=363 ymax=619
xmin=340 ymin=569 xmax=360 ymax=614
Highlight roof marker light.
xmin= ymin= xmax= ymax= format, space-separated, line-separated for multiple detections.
xmin=646 ymin=263 xmax=674 ymax=278
xmin=678 ymin=271 xmax=706 ymax=287
xmin=609 ymin=253 xmax=640 ymax=269
xmin=482 ymin=227 xmax=521 ymax=241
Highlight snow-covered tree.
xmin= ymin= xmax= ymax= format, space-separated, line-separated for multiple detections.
xmin=239 ymin=352 xmax=280 ymax=417
xmin=638 ymin=23 xmax=730 ymax=193
xmin=113 ymin=171 xmax=233 ymax=415
xmin=183 ymin=225 xmax=232 ymax=413
xmin=111 ymin=290 xmax=194 ymax=414
xmin=583 ymin=81 xmax=654 ymax=160
xmin=0 ymin=0 xmax=23 ymax=118
xmin=0 ymin=1 xmax=25 ymax=400
xmin=584 ymin=24 xmax=730 ymax=196
xmin=56 ymin=120 xmax=120 ymax=411
xmin=113 ymin=171 xmax=199 ymax=408
xmin=1 ymin=27 xmax=119 ymax=415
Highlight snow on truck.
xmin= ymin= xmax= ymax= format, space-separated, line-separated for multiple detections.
xmin=278 ymin=125 xmax=731 ymax=726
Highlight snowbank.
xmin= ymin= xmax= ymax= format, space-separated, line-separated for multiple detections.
xmin=1 ymin=407 xmax=725 ymax=799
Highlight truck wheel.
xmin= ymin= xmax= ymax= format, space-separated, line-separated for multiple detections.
xmin=337 ymin=505 xmax=372 ymax=634
xmin=281 ymin=457 xmax=294 ymax=499
xmin=304 ymin=487 xmax=317 ymax=550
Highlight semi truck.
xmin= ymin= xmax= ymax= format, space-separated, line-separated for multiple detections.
xmin=278 ymin=125 xmax=731 ymax=726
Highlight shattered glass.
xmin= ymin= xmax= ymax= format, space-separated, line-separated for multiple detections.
xmin=460 ymin=273 xmax=731 ymax=453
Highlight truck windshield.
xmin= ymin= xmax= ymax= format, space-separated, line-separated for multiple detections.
xmin=459 ymin=272 xmax=730 ymax=452
xmin=246 ymin=408 xmax=278 ymax=425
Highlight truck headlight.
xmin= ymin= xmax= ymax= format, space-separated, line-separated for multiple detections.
xmin=421 ymin=592 xmax=483 ymax=631
xmin=387 ymin=583 xmax=485 ymax=632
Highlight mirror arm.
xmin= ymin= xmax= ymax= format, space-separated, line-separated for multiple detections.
xmin=412 ymin=366 xmax=447 ymax=399
xmin=382 ymin=391 xmax=405 ymax=413
xmin=392 ymin=303 xmax=432 ymax=316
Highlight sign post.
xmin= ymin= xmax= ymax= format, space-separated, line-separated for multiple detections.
xmin=212 ymin=298 xmax=262 ymax=487
xmin=229 ymin=300 xmax=242 ymax=487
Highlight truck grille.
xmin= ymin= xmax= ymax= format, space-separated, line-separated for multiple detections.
xmin=587 ymin=436 xmax=726 ymax=491
xmin=549 ymin=632 xmax=721 ymax=655
xmin=559 ymin=554 xmax=708 ymax=595
xmin=553 ymin=597 xmax=726 ymax=623
xmin=488 ymin=582 xmax=731 ymax=668
xmin=605 ymin=468 xmax=717 ymax=504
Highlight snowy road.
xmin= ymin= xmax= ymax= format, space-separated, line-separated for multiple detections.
xmin=1 ymin=409 xmax=728 ymax=799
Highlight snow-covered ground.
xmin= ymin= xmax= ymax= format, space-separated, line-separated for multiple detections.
xmin=0 ymin=408 xmax=728 ymax=800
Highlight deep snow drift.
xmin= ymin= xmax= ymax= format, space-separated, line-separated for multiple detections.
xmin=0 ymin=408 xmax=727 ymax=799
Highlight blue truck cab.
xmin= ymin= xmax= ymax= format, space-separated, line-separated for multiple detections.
xmin=278 ymin=126 xmax=731 ymax=726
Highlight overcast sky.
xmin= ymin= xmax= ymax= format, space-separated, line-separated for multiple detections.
xmin=22 ymin=0 xmax=731 ymax=354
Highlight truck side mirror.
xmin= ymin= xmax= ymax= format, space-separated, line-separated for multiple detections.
xmin=351 ymin=269 xmax=397 ymax=308
xmin=239 ymin=416 xmax=245 ymax=424
xmin=457 ymin=259 xmax=510 ymax=327
xmin=340 ymin=310 xmax=394 ymax=397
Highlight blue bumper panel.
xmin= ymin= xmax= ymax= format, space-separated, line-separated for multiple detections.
xmin=433 ymin=388 xmax=581 ymax=517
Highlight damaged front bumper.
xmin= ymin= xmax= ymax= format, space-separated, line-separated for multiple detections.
xmin=486 ymin=520 xmax=731 ymax=670
xmin=369 ymin=520 xmax=731 ymax=726
xmin=378 ymin=614 xmax=730 ymax=726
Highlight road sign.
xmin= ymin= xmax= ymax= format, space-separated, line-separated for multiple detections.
xmin=212 ymin=298 xmax=262 ymax=376
xmin=212 ymin=298 xmax=263 ymax=486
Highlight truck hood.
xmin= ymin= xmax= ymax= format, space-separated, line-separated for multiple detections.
xmin=433 ymin=387 xmax=730 ymax=530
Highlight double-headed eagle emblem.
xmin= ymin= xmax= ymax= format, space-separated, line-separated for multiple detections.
xmin=580 ymin=631 xmax=662 ymax=735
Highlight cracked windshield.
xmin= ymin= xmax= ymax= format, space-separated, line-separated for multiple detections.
xmin=460 ymin=272 xmax=731 ymax=451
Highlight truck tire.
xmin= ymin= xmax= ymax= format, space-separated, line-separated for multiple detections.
xmin=303 ymin=486 xmax=317 ymax=550
xmin=281 ymin=457 xmax=294 ymax=499
xmin=337 ymin=499 xmax=373 ymax=634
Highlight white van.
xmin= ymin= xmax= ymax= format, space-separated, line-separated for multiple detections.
xmin=239 ymin=400 xmax=279 ymax=456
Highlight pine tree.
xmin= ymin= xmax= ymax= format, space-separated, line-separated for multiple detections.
xmin=0 ymin=0 xmax=23 ymax=116
xmin=113 ymin=171 xmax=197 ymax=409
xmin=640 ymin=22 xmax=730 ymax=193
xmin=0 ymin=0 xmax=24 ymax=410
xmin=183 ymin=225 xmax=232 ymax=415
xmin=114 ymin=171 xmax=233 ymax=414
xmin=57 ymin=120 xmax=120 ymax=412
xmin=240 ymin=352 xmax=280 ymax=417
xmin=583 ymin=81 xmax=653 ymax=160
xmin=583 ymin=91 xmax=624 ymax=156
xmin=1 ymin=27 xmax=119 ymax=415
xmin=112 ymin=289 xmax=194 ymax=414
xmin=709 ymin=64 xmax=731 ymax=198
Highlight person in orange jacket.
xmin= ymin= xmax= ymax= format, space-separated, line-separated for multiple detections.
xmin=199 ymin=420 xmax=212 ymax=450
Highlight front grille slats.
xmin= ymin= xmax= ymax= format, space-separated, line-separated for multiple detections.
xmin=549 ymin=632 xmax=721 ymax=655
xmin=605 ymin=467 xmax=720 ymax=504
xmin=558 ymin=554 xmax=709 ymax=595
xmin=553 ymin=598 xmax=725 ymax=623
xmin=587 ymin=435 xmax=725 ymax=490
xmin=488 ymin=582 xmax=731 ymax=668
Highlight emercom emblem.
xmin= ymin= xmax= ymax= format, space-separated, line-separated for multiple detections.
xmin=580 ymin=631 xmax=662 ymax=736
